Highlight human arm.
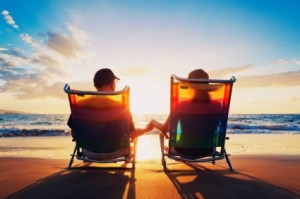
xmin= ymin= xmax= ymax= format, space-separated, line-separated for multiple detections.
xmin=130 ymin=122 xmax=153 ymax=140
xmin=150 ymin=115 xmax=170 ymax=138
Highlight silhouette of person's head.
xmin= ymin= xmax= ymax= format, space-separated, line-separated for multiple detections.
xmin=187 ymin=69 xmax=210 ymax=101
xmin=188 ymin=69 xmax=209 ymax=79
xmin=93 ymin=68 xmax=120 ymax=91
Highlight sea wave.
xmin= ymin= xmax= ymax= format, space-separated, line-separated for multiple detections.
xmin=0 ymin=114 xmax=299 ymax=137
xmin=0 ymin=128 xmax=70 ymax=137
xmin=228 ymin=123 xmax=300 ymax=132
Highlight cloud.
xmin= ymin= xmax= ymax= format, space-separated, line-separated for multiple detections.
xmin=30 ymin=54 xmax=65 ymax=76
xmin=209 ymin=65 xmax=300 ymax=88
xmin=1 ymin=23 xmax=89 ymax=100
xmin=0 ymin=48 xmax=28 ymax=60
xmin=0 ymin=72 xmax=65 ymax=99
xmin=121 ymin=66 xmax=151 ymax=77
xmin=31 ymin=54 xmax=60 ymax=66
xmin=0 ymin=48 xmax=27 ymax=74
xmin=0 ymin=46 xmax=65 ymax=98
xmin=237 ymin=70 xmax=300 ymax=88
xmin=0 ymin=56 xmax=18 ymax=68
xmin=0 ymin=62 xmax=66 ymax=100
xmin=1 ymin=10 xmax=19 ymax=29
xmin=19 ymin=33 xmax=66 ymax=73
xmin=67 ymin=24 xmax=89 ymax=46
xmin=5 ymin=8 xmax=87 ymax=102
xmin=20 ymin=34 xmax=33 ymax=44
xmin=0 ymin=65 xmax=26 ymax=81
xmin=20 ymin=33 xmax=46 ymax=50
xmin=294 ymin=60 xmax=300 ymax=65
xmin=277 ymin=58 xmax=289 ymax=64
xmin=210 ymin=65 xmax=252 ymax=78
xmin=46 ymin=31 xmax=82 ymax=58
xmin=0 ymin=48 xmax=67 ymax=100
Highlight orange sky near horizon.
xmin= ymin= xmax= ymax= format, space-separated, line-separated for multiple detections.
xmin=1 ymin=1 xmax=300 ymax=114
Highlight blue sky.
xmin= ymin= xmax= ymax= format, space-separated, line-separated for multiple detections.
xmin=1 ymin=0 xmax=300 ymax=114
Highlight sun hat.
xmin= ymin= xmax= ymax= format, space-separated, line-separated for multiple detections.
xmin=185 ymin=69 xmax=221 ymax=91
xmin=188 ymin=69 xmax=209 ymax=79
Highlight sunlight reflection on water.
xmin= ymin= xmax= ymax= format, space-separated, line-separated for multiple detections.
xmin=136 ymin=134 xmax=162 ymax=160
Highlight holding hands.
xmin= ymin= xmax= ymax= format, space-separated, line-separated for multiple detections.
xmin=150 ymin=119 xmax=169 ymax=138
xmin=131 ymin=119 xmax=169 ymax=140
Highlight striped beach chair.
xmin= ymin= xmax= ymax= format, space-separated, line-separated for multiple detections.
xmin=160 ymin=75 xmax=236 ymax=171
xmin=64 ymin=84 xmax=136 ymax=169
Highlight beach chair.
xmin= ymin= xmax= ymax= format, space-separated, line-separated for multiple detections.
xmin=160 ymin=75 xmax=236 ymax=171
xmin=64 ymin=84 xmax=136 ymax=169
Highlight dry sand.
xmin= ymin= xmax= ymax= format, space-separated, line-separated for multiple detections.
xmin=0 ymin=134 xmax=300 ymax=198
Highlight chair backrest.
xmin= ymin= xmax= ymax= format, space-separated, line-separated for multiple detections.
xmin=169 ymin=75 xmax=236 ymax=150
xmin=64 ymin=84 xmax=131 ymax=152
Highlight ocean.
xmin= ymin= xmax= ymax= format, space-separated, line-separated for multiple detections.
xmin=0 ymin=114 xmax=299 ymax=137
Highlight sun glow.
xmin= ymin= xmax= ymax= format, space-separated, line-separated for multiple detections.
xmin=125 ymin=79 xmax=170 ymax=115
xmin=136 ymin=135 xmax=162 ymax=160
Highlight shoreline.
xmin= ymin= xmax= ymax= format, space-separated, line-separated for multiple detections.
xmin=1 ymin=134 xmax=300 ymax=159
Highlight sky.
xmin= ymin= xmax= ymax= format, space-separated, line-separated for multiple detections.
xmin=0 ymin=0 xmax=300 ymax=114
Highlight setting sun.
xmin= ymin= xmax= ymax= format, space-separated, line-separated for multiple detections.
xmin=0 ymin=0 xmax=300 ymax=114
xmin=123 ymin=76 xmax=170 ymax=115
xmin=1 ymin=1 xmax=300 ymax=198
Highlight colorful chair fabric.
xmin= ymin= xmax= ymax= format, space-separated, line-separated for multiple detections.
xmin=160 ymin=75 xmax=236 ymax=171
xmin=64 ymin=84 xmax=136 ymax=169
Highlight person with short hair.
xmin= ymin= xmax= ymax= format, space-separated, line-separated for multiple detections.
xmin=67 ymin=68 xmax=153 ymax=140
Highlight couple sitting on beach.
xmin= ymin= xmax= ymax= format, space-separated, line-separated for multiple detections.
xmin=68 ymin=68 xmax=213 ymax=144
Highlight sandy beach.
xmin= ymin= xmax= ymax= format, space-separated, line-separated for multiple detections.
xmin=1 ymin=134 xmax=300 ymax=198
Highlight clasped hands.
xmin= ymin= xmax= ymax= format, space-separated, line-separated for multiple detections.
xmin=145 ymin=120 xmax=169 ymax=138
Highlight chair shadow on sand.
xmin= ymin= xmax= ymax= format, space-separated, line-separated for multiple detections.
xmin=163 ymin=161 xmax=299 ymax=199
xmin=7 ymin=163 xmax=136 ymax=199
xmin=6 ymin=160 xmax=300 ymax=199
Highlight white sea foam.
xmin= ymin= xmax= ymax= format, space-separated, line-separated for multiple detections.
xmin=0 ymin=114 xmax=299 ymax=137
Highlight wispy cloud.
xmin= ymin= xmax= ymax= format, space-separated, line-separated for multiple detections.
xmin=121 ymin=66 xmax=151 ymax=77
xmin=1 ymin=10 xmax=19 ymax=29
xmin=210 ymin=65 xmax=252 ymax=78
xmin=277 ymin=58 xmax=289 ymax=64
xmin=237 ymin=70 xmax=300 ymax=88
xmin=20 ymin=34 xmax=33 ymax=45
xmin=208 ymin=64 xmax=300 ymax=88
xmin=46 ymin=31 xmax=82 ymax=58
xmin=0 ymin=60 xmax=25 ymax=82
xmin=0 ymin=48 xmax=28 ymax=60
xmin=30 ymin=54 xmax=65 ymax=76
xmin=294 ymin=60 xmax=300 ymax=65
xmin=67 ymin=24 xmax=89 ymax=46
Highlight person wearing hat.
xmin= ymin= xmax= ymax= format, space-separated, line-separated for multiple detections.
xmin=67 ymin=68 xmax=153 ymax=140
xmin=150 ymin=69 xmax=221 ymax=157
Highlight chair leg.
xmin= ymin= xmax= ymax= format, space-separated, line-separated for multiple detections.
xmin=212 ymin=147 xmax=216 ymax=164
xmin=68 ymin=145 xmax=77 ymax=170
xmin=224 ymin=148 xmax=234 ymax=172
xmin=132 ymin=138 xmax=138 ymax=169
xmin=159 ymin=134 xmax=167 ymax=171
